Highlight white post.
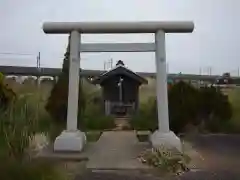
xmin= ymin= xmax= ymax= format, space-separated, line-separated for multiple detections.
xmin=53 ymin=30 xmax=86 ymax=152
xmin=66 ymin=30 xmax=80 ymax=131
xmin=155 ymin=30 xmax=169 ymax=133
xmin=54 ymin=76 xmax=59 ymax=83
xmin=150 ymin=30 xmax=181 ymax=151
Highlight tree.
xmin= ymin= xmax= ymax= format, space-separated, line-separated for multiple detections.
xmin=198 ymin=86 xmax=232 ymax=132
xmin=0 ymin=73 xmax=16 ymax=110
xmin=45 ymin=37 xmax=86 ymax=124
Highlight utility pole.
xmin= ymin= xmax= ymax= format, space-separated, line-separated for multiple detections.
xmin=110 ymin=58 xmax=113 ymax=69
xmin=36 ymin=52 xmax=41 ymax=121
xmin=36 ymin=52 xmax=41 ymax=86
xmin=238 ymin=67 xmax=239 ymax=76
xmin=104 ymin=60 xmax=107 ymax=70
xmin=209 ymin=67 xmax=212 ymax=76
xmin=198 ymin=67 xmax=202 ymax=88
xmin=104 ymin=59 xmax=113 ymax=70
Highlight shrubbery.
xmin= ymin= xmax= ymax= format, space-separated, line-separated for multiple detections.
xmin=81 ymin=101 xmax=115 ymax=131
xmin=130 ymin=97 xmax=158 ymax=131
xmin=0 ymin=94 xmax=64 ymax=180
xmin=0 ymin=97 xmax=36 ymax=160
xmin=76 ymin=86 xmax=114 ymax=130
xmin=198 ymin=86 xmax=232 ymax=132
xmin=227 ymin=88 xmax=240 ymax=133
xmin=132 ymin=81 xmax=233 ymax=134
xmin=168 ymin=81 xmax=200 ymax=133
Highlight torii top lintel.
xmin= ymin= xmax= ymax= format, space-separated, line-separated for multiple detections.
xmin=42 ymin=21 xmax=194 ymax=34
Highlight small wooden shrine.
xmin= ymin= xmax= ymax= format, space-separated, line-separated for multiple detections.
xmin=92 ymin=60 xmax=148 ymax=116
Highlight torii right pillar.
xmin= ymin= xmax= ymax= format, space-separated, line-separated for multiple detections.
xmin=150 ymin=29 xmax=182 ymax=151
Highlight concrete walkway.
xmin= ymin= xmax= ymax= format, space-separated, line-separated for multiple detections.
xmin=74 ymin=134 xmax=240 ymax=180
xmin=86 ymin=131 xmax=150 ymax=170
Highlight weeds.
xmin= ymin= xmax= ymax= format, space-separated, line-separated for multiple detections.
xmin=0 ymin=96 xmax=66 ymax=180
xmin=138 ymin=146 xmax=191 ymax=174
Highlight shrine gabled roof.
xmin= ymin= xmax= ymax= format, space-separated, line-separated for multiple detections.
xmin=91 ymin=61 xmax=148 ymax=85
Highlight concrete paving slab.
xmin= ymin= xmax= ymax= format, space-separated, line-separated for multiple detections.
xmin=86 ymin=131 xmax=151 ymax=169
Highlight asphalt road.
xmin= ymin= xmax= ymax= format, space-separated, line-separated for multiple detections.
xmin=184 ymin=134 xmax=240 ymax=171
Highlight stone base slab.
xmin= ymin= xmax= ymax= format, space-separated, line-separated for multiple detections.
xmin=54 ymin=130 xmax=86 ymax=152
xmin=150 ymin=130 xmax=182 ymax=151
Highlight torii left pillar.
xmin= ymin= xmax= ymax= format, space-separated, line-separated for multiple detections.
xmin=53 ymin=31 xmax=86 ymax=152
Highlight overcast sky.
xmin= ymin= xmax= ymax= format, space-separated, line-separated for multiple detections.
xmin=0 ymin=0 xmax=239 ymax=75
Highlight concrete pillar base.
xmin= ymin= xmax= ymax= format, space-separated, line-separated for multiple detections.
xmin=150 ymin=130 xmax=182 ymax=151
xmin=54 ymin=130 xmax=86 ymax=152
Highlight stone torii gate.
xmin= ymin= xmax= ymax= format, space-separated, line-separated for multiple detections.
xmin=43 ymin=21 xmax=194 ymax=152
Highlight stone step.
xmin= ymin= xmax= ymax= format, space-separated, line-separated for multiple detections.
xmin=114 ymin=118 xmax=131 ymax=130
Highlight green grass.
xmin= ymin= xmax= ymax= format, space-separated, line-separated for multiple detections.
xmin=86 ymin=131 xmax=102 ymax=142
xmin=227 ymin=88 xmax=240 ymax=132
xmin=136 ymin=131 xmax=150 ymax=142
xmin=137 ymin=134 xmax=149 ymax=142
xmin=0 ymin=159 xmax=67 ymax=180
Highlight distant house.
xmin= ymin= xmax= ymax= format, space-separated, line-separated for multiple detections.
xmin=213 ymin=73 xmax=238 ymax=95
xmin=92 ymin=60 xmax=148 ymax=116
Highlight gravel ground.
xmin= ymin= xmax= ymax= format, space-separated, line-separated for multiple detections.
xmin=74 ymin=169 xmax=240 ymax=180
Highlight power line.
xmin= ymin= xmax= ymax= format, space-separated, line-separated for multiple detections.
xmin=0 ymin=52 xmax=35 ymax=56
xmin=0 ymin=54 xmax=95 ymax=61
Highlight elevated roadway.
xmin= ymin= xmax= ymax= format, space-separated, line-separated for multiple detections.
xmin=0 ymin=65 xmax=240 ymax=84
